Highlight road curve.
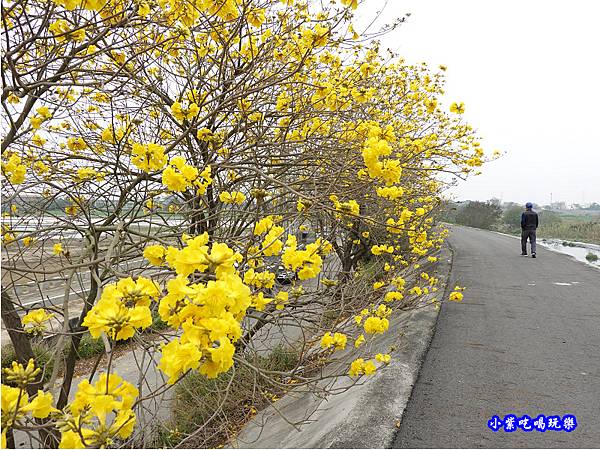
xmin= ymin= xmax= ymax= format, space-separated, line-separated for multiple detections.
xmin=393 ymin=225 xmax=600 ymax=448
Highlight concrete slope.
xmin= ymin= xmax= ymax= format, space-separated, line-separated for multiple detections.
xmin=393 ymin=225 xmax=600 ymax=448
xmin=232 ymin=247 xmax=453 ymax=449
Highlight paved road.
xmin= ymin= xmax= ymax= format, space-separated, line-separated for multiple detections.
xmin=393 ymin=226 xmax=600 ymax=448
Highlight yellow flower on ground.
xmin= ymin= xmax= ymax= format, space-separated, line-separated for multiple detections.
xmin=449 ymin=291 xmax=464 ymax=302
xmin=375 ymin=353 xmax=391 ymax=364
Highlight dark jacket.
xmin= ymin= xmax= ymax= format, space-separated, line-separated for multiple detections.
xmin=521 ymin=210 xmax=539 ymax=230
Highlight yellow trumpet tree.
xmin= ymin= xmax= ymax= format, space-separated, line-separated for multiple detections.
xmin=1 ymin=0 xmax=485 ymax=447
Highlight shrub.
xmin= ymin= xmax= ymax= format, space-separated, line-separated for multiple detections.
xmin=159 ymin=345 xmax=299 ymax=448
xmin=455 ymin=201 xmax=502 ymax=230
xmin=586 ymin=252 xmax=599 ymax=262
xmin=76 ymin=333 xmax=106 ymax=359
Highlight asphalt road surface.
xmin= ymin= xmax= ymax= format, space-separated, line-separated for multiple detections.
xmin=393 ymin=226 xmax=600 ymax=448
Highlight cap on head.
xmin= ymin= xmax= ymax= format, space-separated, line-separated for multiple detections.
xmin=525 ymin=202 xmax=533 ymax=209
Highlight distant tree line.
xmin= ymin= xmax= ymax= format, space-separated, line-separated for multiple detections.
xmin=440 ymin=199 xmax=600 ymax=244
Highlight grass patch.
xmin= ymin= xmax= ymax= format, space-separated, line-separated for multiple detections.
xmin=157 ymin=345 xmax=299 ymax=448
xmin=538 ymin=221 xmax=600 ymax=245
xmin=76 ymin=333 xmax=105 ymax=359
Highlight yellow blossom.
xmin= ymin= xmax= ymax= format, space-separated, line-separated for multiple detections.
xmin=449 ymin=291 xmax=463 ymax=302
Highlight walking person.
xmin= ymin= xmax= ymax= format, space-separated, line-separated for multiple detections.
xmin=521 ymin=202 xmax=539 ymax=258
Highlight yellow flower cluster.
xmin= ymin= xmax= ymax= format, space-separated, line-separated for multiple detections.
xmin=363 ymin=316 xmax=389 ymax=334
xmin=375 ymin=353 xmax=391 ymax=364
xmin=250 ymin=292 xmax=273 ymax=311
xmin=53 ymin=242 xmax=64 ymax=255
xmin=219 ymin=191 xmax=246 ymax=205
xmin=243 ymin=268 xmax=276 ymax=289
xmin=320 ymin=332 xmax=347 ymax=351
xmin=329 ymin=194 xmax=360 ymax=216
xmin=1 ymin=153 xmax=27 ymax=184
xmin=162 ymin=156 xmax=211 ymax=193
xmin=273 ymin=291 xmax=289 ymax=310
xmin=376 ymin=186 xmax=404 ymax=201
xmin=373 ymin=281 xmax=385 ymax=290
xmin=253 ymin=215 xmax=276 ymax=235
xmin=54 ymin=0 xmax=108 ymax=11
xmin=371 ymin=244 xmax=394 ymax=256
xmin=348 ymin=358 xmax=377 ymax=376
xmin=76 ymin=167 xmax=97 ymax=182
xmin=131 ymin=142 xmax=167 ymax=172
xmin=142 ymin=234 xmax=254 ymax=381
xmin=1 ymin=362 xmax=136 ymax=447
xmin=2 ymin=361 xmax=58 ymax=447
xmin=282 ymin=235 xmax=332 ymax=280
xmin=261 ymin=225 xmax=285 ymax=256
xmin=384 ymin=291 xmax=403 ymax=302
xmin=450 ymin=102 xmax=465 ymax=114
xmin=22 ymin=308 xmax=54 ymax=335
xmin=82 ymin=277 xmax=160 ymax=340
xmin=449 ymin=289 xmax=464 ymax=302
xmin=101 ymin=125 xmax=125 ymax=143
xmin=170 ymin=100 xmax=199 ymax=122
xmin=143 ymin=244 xmax=167 ymax=266
xmin=67 ymin=137 xmax=86 ymax=152
xmin=362 ymin=129 xmax=402 ymax=185
xmin=354 ymin=334 xmax=365 ymax=347
xmin=49 ymin=19 xmax=85 ymax=42
xmin=57 ymin=373 xmax=138 ymax=448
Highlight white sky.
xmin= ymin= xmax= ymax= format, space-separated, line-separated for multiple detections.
xmin=355 ymin=0 xmax=600 ymax=205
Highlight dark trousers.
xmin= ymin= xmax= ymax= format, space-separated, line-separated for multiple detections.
xmin=521 ymin=229 xmax=536 ymax=254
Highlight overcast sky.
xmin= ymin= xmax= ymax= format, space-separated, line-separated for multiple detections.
xmin=356 ymin=0 xmax=600 ymax=205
